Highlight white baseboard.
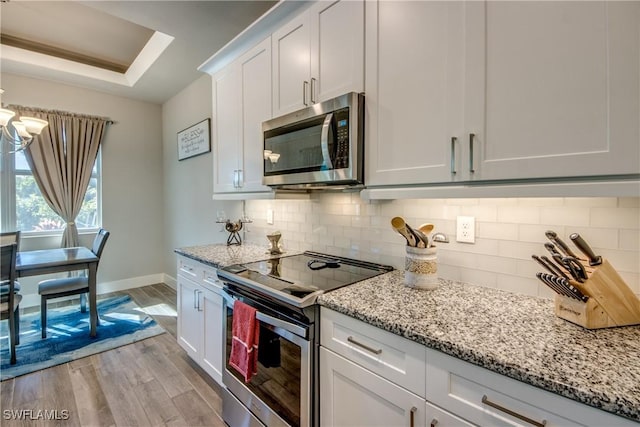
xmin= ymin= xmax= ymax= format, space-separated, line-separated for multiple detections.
xmin=163 ymin=274 xmax=177 ymax=290
xmin=20 ymin=273 xmax=167 ymax=309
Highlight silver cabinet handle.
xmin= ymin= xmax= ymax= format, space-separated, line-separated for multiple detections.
xmin=232 ymin=170 xmax=238 ymax=188
xmin=482 ymin=395 xmax=546 ymax=427
xmin=469 ymin=133 xmax=476 ymax=173
xmin=311 ymin=77 xmax=317 ymax=104
xmin=430 ymin=419 xmax=438 ymax=427
xmin=450 ymin=136 xmax=458 ymax=175
xmin=237 ymin=169 xmax=243 ymax=188
xmin=197 ymin=290 xmax=203 ymax=311
xmin=347 ymin=336 xmax=382 ymax=354
xmin=409 ymin=407 xmax=417 ymax=427
xmin=193 ymin=289 xmax=198 ymax=309
xmin=303 ymin=81 xmax=309 ymax=106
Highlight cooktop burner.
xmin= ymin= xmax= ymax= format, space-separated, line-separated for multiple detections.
xmin=217 ymin=251 xmax=393 ymax=307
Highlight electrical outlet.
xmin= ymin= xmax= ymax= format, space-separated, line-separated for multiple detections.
xmin=266 ymin=209 xmax=274 ymax=225
xmin=456 ymin=216 xmax=475 ymax=243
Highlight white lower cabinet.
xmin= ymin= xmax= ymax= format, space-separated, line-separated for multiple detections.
xmin=320 ymin=308 xmax=636 ymax=427
xmin=320 ymin=347 xmax=426 ymax=427
xmin=176 ymin=256 xmax=224 ymax=385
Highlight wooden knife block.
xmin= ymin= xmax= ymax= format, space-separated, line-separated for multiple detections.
xmin=554 ymin=259 xmax=640 ymax=329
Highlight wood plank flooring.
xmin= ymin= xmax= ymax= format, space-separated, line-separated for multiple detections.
xmin=1 ymin=284 xmax=226 ymax=427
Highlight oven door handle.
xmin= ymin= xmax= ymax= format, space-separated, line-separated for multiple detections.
xmin=320 ymin=112 xmax=334 ymax=170
xmin=221 ymin=289 xmax=308 ymax=339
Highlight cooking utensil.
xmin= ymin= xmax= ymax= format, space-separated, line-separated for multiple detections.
xmin=562 ymin=256 xmax=588 ymax=283
xmin=418 ymin=223 xmax=434 ymax=234
xmin=535 ymin=255 xmax=570 ymax=280
xmin=540 ymin=273 xmax=589 ymax=302
xmin=569 ymin=233 xmax=603 ymax=266
xmin=412 ymin=228 xmax=430 ymax=248
xmin=391 ymin=217 xmax=419 ymax=247
xmin=545 ymin=230 xmax=579 ymax=258
xmin=543 ymin=242 xmax=562 ymax=257
xmin=536 ymin=272 xmax=571 ymax=298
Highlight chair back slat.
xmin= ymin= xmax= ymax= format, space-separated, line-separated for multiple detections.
xmin=1 ymin=243 xmax=17 ymax=285
xmin=0 ymin=231 xmax=21 ymax=252
xmin=92 ymin=229 xmax=110 ymax=258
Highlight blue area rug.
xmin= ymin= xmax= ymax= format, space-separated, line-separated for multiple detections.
xmin=0 ymin=295 xmax=165 ymax=380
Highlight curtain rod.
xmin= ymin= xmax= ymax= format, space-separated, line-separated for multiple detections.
xmin=4 ymin=104 xmax=116 ymax=124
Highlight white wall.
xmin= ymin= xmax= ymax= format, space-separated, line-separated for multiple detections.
xmin=161 ymin=74 xmax=240 ymax=282
xmin=1 ymin=73 xmax=165 ymax=303
xmin=244 ymin=195 xmax=640 ymax=299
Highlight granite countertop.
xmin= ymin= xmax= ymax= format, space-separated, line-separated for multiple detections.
xmin=175 ymin=243 xmax=303 ymax=269
xmin=318 ymin=270 xmax=640 ymax=422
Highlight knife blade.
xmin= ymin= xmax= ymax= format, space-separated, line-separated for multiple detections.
xmin=545 ymin=230 xmax=579 ymax=259
xmin=539 ymin=273 xmax=579 ymax=300
xmin=569 ymin=233 xmax=602 ymax=266
xmin=541 ymin=273 xmax=589 ymax=302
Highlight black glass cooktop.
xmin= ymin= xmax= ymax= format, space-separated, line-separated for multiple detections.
xmin=219 ymin=251 xmax=393 ymax=303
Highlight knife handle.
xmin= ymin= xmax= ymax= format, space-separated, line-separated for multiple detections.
xmin=569 ymin=233 xmax=602 ymax=266
xmin=538 ymin=255 xmax=570 ymax=280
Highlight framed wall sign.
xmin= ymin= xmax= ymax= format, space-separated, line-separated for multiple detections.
xmin=177 ymin=118 xmax=211 ymax=160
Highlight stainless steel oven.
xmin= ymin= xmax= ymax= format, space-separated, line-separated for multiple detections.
xmin=217 ymin=252 xmax=393 ymax=427
xmin=220 ymin=287 xmax=315 ymax=427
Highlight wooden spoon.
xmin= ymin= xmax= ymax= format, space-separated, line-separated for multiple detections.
xmin=391 ymin=216 xmax=419 ymax=247
xmin=418 ymin=223 xmax=434 ymax=234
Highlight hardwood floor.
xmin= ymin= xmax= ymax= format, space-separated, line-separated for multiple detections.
xmin=1 ymin=284 xmax=226 ymax=427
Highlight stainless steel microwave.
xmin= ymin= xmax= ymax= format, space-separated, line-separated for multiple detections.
xmin=262 ymin=92 xmax=364 ymax=189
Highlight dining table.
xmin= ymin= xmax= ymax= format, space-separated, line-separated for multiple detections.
xmin=16 ymin=247 xmax=99 ymax=337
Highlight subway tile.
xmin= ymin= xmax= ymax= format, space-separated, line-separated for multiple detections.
xmin=617 ymin=272 xmax=639 ymax=294
xmin=597 ymin=249 xmax=640 ymax=274
xmin=497 ymin=206 xmax=541 ymax=224
xmin=619 ymin=229 xmax=640 ymax=252
xmin=351 ymin=215 xmax=370 ymax=228
xmin=563 ymin=197 xmax=617 ymax=208
xmin=478 ymin=222 xmax=519 ymax=240
xmin=590 ymin=207 xmax=640 ymax=229
xmin=517 ymin=198 xmax=564 ymax=207
xmin=479 ymin=198 xmax=517 ymax=206
xmin=445 ymin=198 xmax=479 ymax=206
xmin=497 ymin=241 xmax=542 ymax=261
xmin=438 ymin=250 xmax=477 ymax=269
xmin=562 ymin=226 xmax=618 ymax=251
xmin=496 ymin=274 xmax=538 ymax=296
xmin=459 ymin=268 xmax=497 ymax=288
xmin=475 ymin=254 xmax=517 ymax=275
xmin=518 ymin=224 xmax=561 ymax=244
xmin=540 ymin=206 xmax=591 ymax=227
xmin=619 ymin=197 xmax=640 ymax=208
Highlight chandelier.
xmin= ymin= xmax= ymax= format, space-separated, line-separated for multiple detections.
xmin=0 ymin=90 xmax=49 ymax=153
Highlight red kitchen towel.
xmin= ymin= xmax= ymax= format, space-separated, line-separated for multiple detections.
xmin=229 ymin=300 xmax=260 ymax=383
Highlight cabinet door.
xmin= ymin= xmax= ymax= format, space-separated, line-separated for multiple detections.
xmin=309 ymin=0 xmax=364 ymax=103
xmin=424 ymin=402 xmax=474 ymax=427
xmin=177 ymin=276 xmax=202 ymax=360
xmin=200 ymin=287 xmax=223 ymax=385
xmin=239 ymin=37 xmax=272 ymax=193
xmin=320 ymin=347 xmax=425 ymax=427
xmin=213 ymin=65 xmax=241 ymax=193
xmin=466 ymin=1 xmax=640 ymax=180
xmin=272 ymin=12 xmax=311 ymax=116
xmin=365 ymin=1 xmax=465 ymax=186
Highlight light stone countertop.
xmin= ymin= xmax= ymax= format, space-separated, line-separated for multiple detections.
xmin=174 ymin=243 xmax=303 ymax=269
xmin=174 ymin=244 xmax=639 ymax=422
xmin=318 ymin=270 xmax=640 ymax=422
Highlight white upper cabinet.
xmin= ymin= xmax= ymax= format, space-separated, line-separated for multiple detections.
xmin=467 ymin=0 xmax=640 ymax=181
xmin=213 ymin=37 xmax=272 ymax=194
xmin=366 ymin=0 xmax=640 ymax=187
xmin=365 ymin=1 xmax=465 ymax=186
xmin=272 ymin=0 xmax=364 ymax=117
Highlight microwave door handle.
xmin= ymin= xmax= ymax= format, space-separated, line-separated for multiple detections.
xmin=320 ymin=112 xmax=334 ymax=170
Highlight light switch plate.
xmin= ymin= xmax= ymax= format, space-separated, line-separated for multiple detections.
xmin=266 ymin=209 xmax=274 ymax=225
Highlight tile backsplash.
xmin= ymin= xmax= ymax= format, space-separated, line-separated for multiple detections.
xmin=243 ymin=195 xmax=640 ymax=299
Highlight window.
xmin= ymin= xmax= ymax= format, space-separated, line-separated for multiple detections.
xmin=1 ymin=150 xmax=101 ymax=234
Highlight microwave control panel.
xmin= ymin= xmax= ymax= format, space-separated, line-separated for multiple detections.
xmin=334 ymin=108 xmax=350 ymax=169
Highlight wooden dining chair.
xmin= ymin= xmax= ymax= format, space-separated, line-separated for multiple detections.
xmin=1 ymin=243 xmax=22 ymax=364
xmin=0 ymin=231 xmax=21 ymax=298
xmin=38 ymin=229 xmax=110 ymax=338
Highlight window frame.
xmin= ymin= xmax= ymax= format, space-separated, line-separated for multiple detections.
xmin=1 ymin=148 xmax=102 ymax=237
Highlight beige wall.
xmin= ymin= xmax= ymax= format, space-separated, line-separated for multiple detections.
xmin=161 ymin=74 xmax=240 ymax=283
xmin=1 ymin=73 xmax=165 ymax=304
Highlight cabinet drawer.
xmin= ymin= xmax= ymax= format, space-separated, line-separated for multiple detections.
xmin=320 ymin=307 xmax=426 ymax=397
xmin=425 ymin=402 xmax=474 ymax=427
xmin=201 ymin=265 xmax=222 ymax=293
xmin=426 ymin=349 xmax=635 ymax=427
xmin=177 ymin=256 xmax=199 ymax=281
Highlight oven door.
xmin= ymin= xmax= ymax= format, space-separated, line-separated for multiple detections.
xmin=221 ymin=289 xmax=312 ymax=427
